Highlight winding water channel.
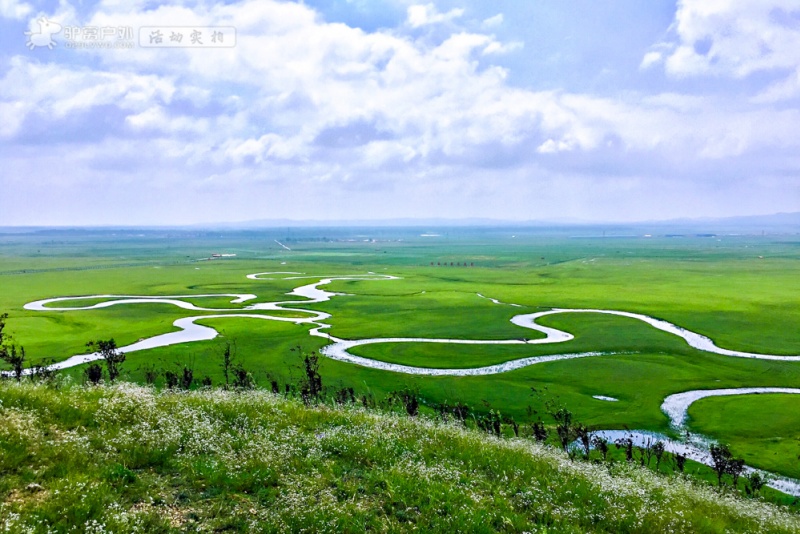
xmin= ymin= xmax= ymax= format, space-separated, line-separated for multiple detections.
xmin=18 ymin=272 xmax=800 ymax=495
xmin=24 ymin=271 xmax=800 ymax=372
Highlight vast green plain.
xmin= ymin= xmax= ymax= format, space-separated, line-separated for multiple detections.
xmin=1 ymin=226 xmax=799 ymax=482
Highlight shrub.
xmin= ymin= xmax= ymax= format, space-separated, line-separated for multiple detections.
xmin=293 ymin=347 xmax=323 ymax=404
xmin=86 ymin=339 xmax=125 ymax=383
xmin=231 ymin=364 xmax=255 ymax=390
xmin=592 ymin=435 xmax=609 ymax=461
xmin=180 ymin=366 xmax=194 ymax=390
xmin=388 ymin=387 xmax=420 ymax=417
xmin=0 ymin=313 xmax=26 ymax=381
xmin=531 ymin=418 xmax=549 ymax=442
xmin=84 ymin=363 xmax=103 ymax=385
xmin=164 ymin=370 xmax=179 ymax=389
xmin=745 ymin=471 xmax=768 ymax=497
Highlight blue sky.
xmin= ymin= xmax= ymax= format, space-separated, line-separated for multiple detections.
xmin=1 ymin=0 xmax=799 ymax=225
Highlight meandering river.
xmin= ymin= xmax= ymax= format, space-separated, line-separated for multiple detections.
xmin=18 ymin=272 xmax=800 ymax=495
xmin=23 ymin=271 xmax=800 ymax=373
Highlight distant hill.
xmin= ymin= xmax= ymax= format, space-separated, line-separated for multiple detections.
xmin=0 ymin=212 xmax=797 ymax=236
xmin=193 ymin=212 xmax=800 ymax=233
xmin=641 ymin=212 xmax=800 ymax=233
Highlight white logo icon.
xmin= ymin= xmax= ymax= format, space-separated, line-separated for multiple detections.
xmin=25 ymin=17 xmax=62 ymax=50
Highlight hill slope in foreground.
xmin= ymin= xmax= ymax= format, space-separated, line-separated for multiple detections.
xmin=1 ymin=382 xmax=798 ymax=533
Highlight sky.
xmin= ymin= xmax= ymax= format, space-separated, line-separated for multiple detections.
xmin=1 ymin=0 xmax=799 ymax=225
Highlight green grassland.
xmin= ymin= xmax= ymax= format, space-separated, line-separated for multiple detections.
xmin=688 ymin=394 xmax=800 ymax=480
xmin=1 ymin=381 xmax=799 ymax=533
xmin=2 ymin=228 xmax=800 ymax=481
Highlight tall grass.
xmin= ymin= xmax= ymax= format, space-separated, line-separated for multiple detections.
xmin=2 ymin=380 xmax=799 ymax=532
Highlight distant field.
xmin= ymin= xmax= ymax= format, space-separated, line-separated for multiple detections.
xmin=2 ymin=227 xmax=800 ymax=480
xmin=688 ymin=394 xmax=800 ymax=480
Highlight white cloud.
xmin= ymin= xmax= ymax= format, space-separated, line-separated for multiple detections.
xmin=537 ymin=138 xmax=576 ymax=154
xmin=482 ymin=13 xmax=503 ymax=28
xmin=641 ymin=93 xmax=707 ymax=112
xmin=0 ymin=101 xmax=25 ymax=137
xmin=639 ymin=51 xmax=662 ymax=70
xmin=1 ymin=0 xmax=799 ymax=224
xmin=0 ymin=0 xmax=32 ymax=20
xmin=407 ymin=3 xmax=464 ymax=28
xmin=649 ymin=0 xmax=800 ymax=80
xmin=753 ymin=67 xmax=800 ymax=103
xmin=0 ymin=57 xmax=177 ymax=138
xmin=220 ymin=133 xmax=306 ymax=164
xmin=483 ymin=39 xmax=523 ymax=55
xmin=5 ymin=0 xmax=799 ymax=167
xmin=125 ymin=106 xmax=209 ymax=135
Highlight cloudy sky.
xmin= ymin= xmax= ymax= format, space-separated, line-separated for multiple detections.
xmin=1 ymin=0 xmax=799 ymax=225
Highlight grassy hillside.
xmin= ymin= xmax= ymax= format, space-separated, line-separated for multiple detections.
xmin=1 ymin=381 xmax=799 ymax=533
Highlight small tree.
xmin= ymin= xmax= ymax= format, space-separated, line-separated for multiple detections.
xmin=574 ymin=423 xmax=592 ymax=459
xmin=360 ymin=392 xmax=377 ymax=409
xmin=29 ymin=359 xmax=58 ymax=384
xmin=0 ymin=314 xmax=25 ymax=381
xmin=615 ymin=436 xmax=634 ymax=462
xmin=334 ymin=386 xmax=356 ymax=405
xmin=180 ymin=366 xmax=194 ymax=390
xmin=653 ymin=441 xmax=666 ymax=471
xmin=1 ymin=344 xmax=25 ymax=382
xmin=231 ymin=364 xmax=255 ymax=389
xmin=504 ymin=415 xmax=520 ymax=437
xmin=477 ymin=409 xmax=502 ymax=436
xmin=435 ymin=400 xmax=452 ymax=421
xmin=592 ymin=435 xmax=609 ymax=461
xmin=139 ymin=363 xmax=158 ymax=385
xmin=727 ymin=458 xmax=745 ymax=489
xmin=292 ymin=346 xmax=323 ymax=404
xmin=86 ymin=339 xmax=125 ymax=383
xmin=452 ymin=402 xmax=469 ymax=422
xmin=674 ymin=452 xmax=687 ymax=474
xmin=710 ymin=444 xmax=733 ymax=487
xmin=84 ymin=363 xmax=103 ymax=385
xmin=221 ymin=342 xmax=234 ymax=389
xmin=640 ymin=437 xmax=656 ymax=467
xmin=531 ymin=418 xmax=549 ymax=443
xmin=303 ymin=353 xmax=323 ymax=401
xmin=552 ymin=407 xmax=574 ymax=452
xmin=437 ymin=400 xmax=470 ymax=423
xmin=164 ymin=370 xmax=179 ymax=389
xmin=389 ymin=387 xmax=420 ymax=417
xmin=744 ymin=471 xmax=767 ymax=497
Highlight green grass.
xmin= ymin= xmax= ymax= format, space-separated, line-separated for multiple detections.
xmin=78 ymin=318 xmax=331 ymax=388
xmin=346 ymin=312 xmax=696 ymax=367
xmin=2 ymin=381 xmax=799 ymax=533
xmin=1 ymin=229 xmax=800 ymax=483
xmin=688 ymin=394 xmax=800 ymax=480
